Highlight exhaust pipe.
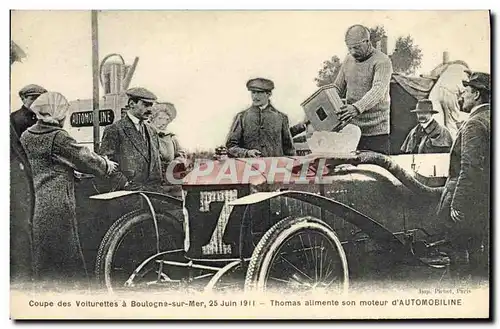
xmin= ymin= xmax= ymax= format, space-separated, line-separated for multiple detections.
xmin=346 ymin=151 xmax=444 ymax=197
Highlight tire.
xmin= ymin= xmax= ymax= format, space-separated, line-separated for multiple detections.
xmin=245 ymin=216 xmax=349 ymax=294
xmin=95 ymin=210 xmax=183 ymax=293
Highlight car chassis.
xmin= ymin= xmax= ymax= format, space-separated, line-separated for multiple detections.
xmin=90 ymin=151 xmax=476 ymax=295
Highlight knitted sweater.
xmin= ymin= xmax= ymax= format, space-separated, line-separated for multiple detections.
xmin=334 ymin=48 xmax=393 ymax=136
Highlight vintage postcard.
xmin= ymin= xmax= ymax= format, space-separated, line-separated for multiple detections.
xmin=9 ymin=10 xmax=491 ymax=320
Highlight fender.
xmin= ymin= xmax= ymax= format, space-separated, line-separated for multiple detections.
xmin=90 ymin=190 xmax=183 ymax=207
xmin=90 ymin=190 xmax=183 ymax=266
xmin=230 ymin=190 xmax=403 ymax=248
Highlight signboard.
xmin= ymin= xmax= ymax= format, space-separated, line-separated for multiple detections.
xmin=70 ymin=109 xmax=115 ymax=127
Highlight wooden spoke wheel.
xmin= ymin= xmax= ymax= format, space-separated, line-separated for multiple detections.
xmin=245 ymin=216 xmax=349 ymax=294
xmin=95 ymin=210 xmax=184 ymax=294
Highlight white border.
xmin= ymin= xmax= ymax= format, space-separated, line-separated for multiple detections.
xmin=2 ymin=2 xmax=498 ymax=328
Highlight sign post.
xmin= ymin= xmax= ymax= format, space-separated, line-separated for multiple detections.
xmin=91 ymin=10 xmax=100 ymax=151
xmin=70 ymin=109 xmax=115 ymax=127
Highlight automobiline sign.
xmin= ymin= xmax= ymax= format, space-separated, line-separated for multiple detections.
xmin=70 ymin=109 xmax=115 ymax=127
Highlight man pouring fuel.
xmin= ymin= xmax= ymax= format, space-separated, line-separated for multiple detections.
xmin=333 ymin=24 xmax=393 ymax=154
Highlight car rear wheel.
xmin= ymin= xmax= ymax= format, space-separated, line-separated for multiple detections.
xmin=95 ymin=210 xmax=183 ymax=294
xmin=244 ymin=216 xmax=349 ymax=294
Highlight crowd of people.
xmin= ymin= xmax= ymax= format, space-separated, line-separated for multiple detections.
xmin=10 ymin=87 xmax=187 ymax=289
xmin=10 ymin=24 xmax=491 ymax=288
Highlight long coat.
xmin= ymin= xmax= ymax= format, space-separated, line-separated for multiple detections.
xmin=99 ymin=115 xmax=163 ymax=190
xmin=10 ymin=122 xmax=34 ymax=282
xmin=11 ymin=105 xmax=37 ymax=139
xmin=157 ymin=130 xmax=185 ymax=167
xmin=400 ymin=118 xmax=453 ymax=154
xmin=20 ymin=121 xmax=109 ymax=283
xmin=437 ymin=104 xmax=491 ymax=245
xmin=155 ymin=129 xmax=186 ymax=181
xmin=226 ymin=104 xmax=296 ymax=158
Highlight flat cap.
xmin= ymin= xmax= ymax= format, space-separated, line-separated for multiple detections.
xmin=463 ymin=72 xmax=490 ymax=91
xmin=246 ymin=78 xmax=274 ymax=92
xmin=411 ymin=99 xmax=438 ymax=114
xmin=19 ymin=84 xmax=47 ymax=97
xmin=125 ymin=87 xmax=157 ymax=102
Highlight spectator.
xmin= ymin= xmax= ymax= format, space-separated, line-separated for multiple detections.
xmin=20 ymin=92 xmax=117 ymax=289
xmin=400 ymin=99 xmax=453 ymax=154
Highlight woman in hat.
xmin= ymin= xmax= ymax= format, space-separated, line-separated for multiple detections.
xmin=20 ymin=92 xmax=117 ymax=289
xmin=149 ymin=102 xmax=186 ymax=182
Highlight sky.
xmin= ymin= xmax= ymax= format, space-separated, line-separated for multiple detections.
xmin=10 ymin=10 xmax=490 ymax=151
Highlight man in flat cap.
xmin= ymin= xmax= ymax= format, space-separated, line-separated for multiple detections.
xmin=437 ymin=72 xmax=491 ymax=279
xmin=333 ymin=24 xmax=393 ymax=154
xmin=400 ymin=99 xmax=453 ymax=154
xmin=11 ymin=84 xmax=48 ymax=138
xmin=99 ymin=87 xmax=164 ymax=190
xmin=226 ymin=78 xmax=296 ymax=158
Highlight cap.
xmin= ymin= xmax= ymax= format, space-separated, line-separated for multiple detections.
xmin=125 ymin=87 xmax=157 ymax=102
xmin=19 ymin=84 xmax=47 ymax=98
xmin=411 ymin=99 xmax=438 ymax=114
xmin=151 ymin=102 xmax=177 ymax=121
xmin=246 ymin=78 xmax=275 ymax=92
xmin=463 ymin=72 xmax=490 ymax=91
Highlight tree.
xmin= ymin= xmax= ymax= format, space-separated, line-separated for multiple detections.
xmin=314 ymin=26 xmax=388 ymax=87
xmin=390 ymin=35 xmax=423 ymax=75
xmin=314 ymin=25 xmax=424 ymax=85
xmin=314 ymin=55 xmax=342 ymax=87
xmin=369 ymin=25 xmax=387 ymax=48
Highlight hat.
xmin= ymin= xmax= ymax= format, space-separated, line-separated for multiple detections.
xmin=246 ymin=78 xmax=274 ymax=92
xmin=31 ymin=91 xmax=69 ymax=125
xmin=411 ymin=99 xmax=438 ymax=114
xmin=463 ymin=72 xmax=490 ymax=91
xmin=125 ymin=87 xmax=157 ymax=102
xmin=19 ymin=84 xmax=47 ymax=97
xmin=151 ymin=102 xmax=177 ymax=121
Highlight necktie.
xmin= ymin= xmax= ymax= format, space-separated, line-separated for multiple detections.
xmin=139 ymin=122 xmax=147 ymax=141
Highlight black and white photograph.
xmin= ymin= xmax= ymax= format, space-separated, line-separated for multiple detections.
xmin=8 ymin=9 xmax=491 ymax=319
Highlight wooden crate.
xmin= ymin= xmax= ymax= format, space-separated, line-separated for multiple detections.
xmin=301 ymin=84 xmax=343 ymax=132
